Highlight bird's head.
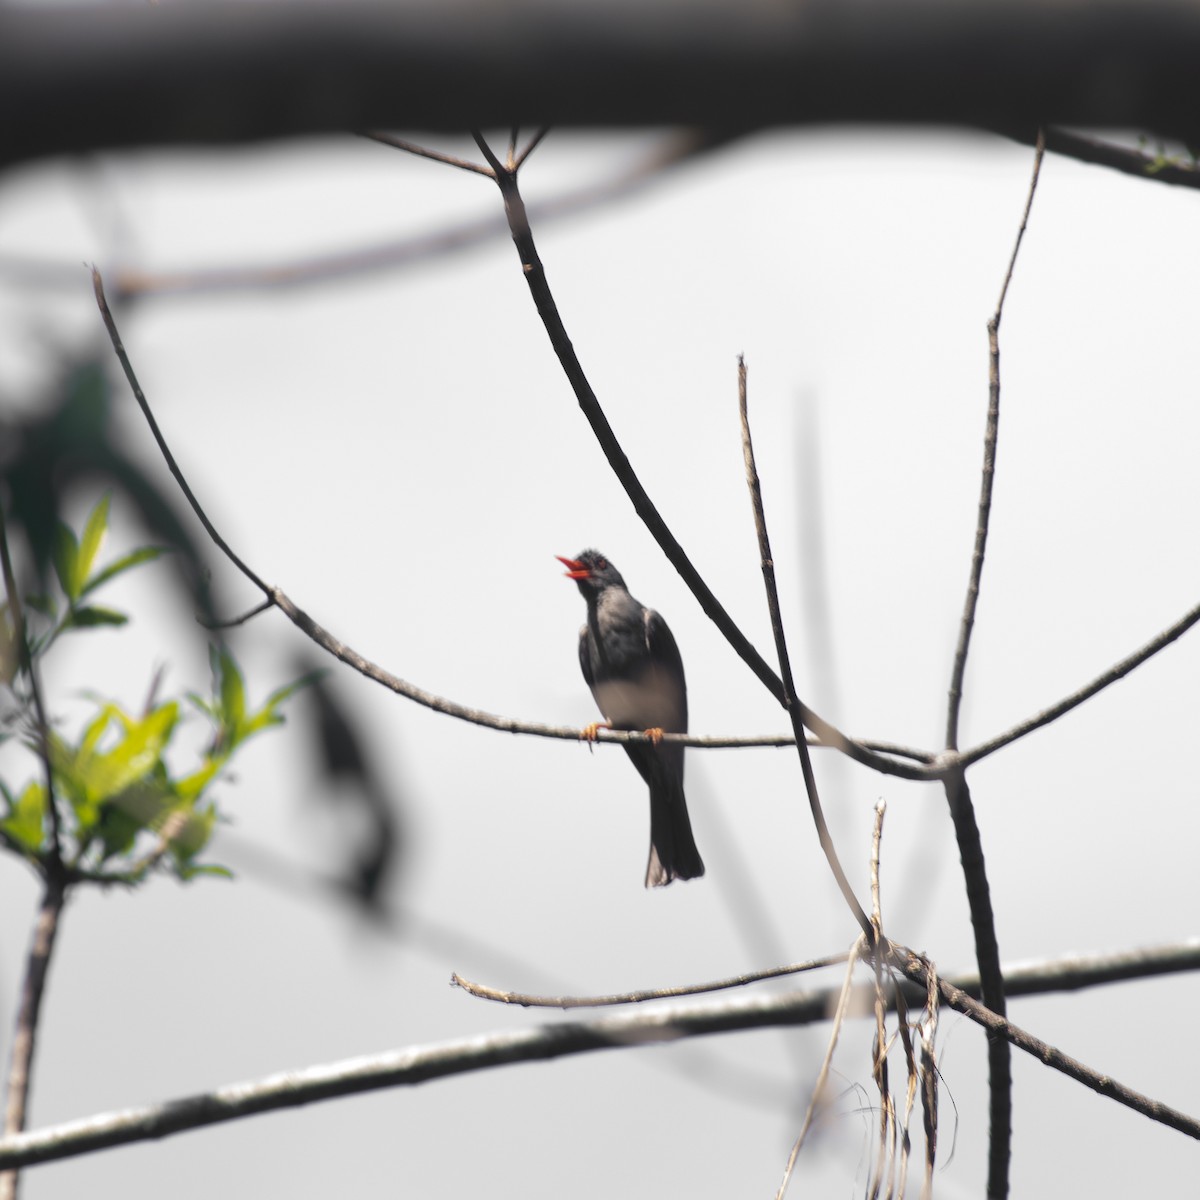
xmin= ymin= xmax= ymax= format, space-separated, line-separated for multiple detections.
xmin=556 ymin=549 xmax=627 ymax=598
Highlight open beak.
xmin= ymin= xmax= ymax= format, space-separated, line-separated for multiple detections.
xmin=556 ymin=555 xmax=590 ymax=580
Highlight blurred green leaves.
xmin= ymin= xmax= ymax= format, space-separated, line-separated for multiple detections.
xmin=1 ymin=494 xmax=306 ymax=885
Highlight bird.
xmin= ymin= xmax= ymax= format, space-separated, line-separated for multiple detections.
xmin=556 ymin=549 xmax=705 ymax=887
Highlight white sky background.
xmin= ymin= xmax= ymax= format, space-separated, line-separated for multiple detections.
xmin=1 ymin=126 xmax=1199 ymax=1197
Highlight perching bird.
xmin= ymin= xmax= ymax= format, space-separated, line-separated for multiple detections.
xmin=557 ymin=549 xmax=705 ymax=887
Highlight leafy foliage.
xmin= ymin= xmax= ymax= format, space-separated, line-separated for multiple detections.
xmin=0 ymin=495 xmax=306 ymax=884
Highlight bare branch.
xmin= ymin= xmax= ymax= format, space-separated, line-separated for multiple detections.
xmin=893 ymin=944 xmax=1200 ymax=1142
xmin=738 ymin=356 xmax=871 ymax=937
xmin=944 ymin=131 xmax=1043 ymax=1200
xmin=360 ymin=132 xmax=494 ymax=176
xmin=957 ymin=595 xmax=1200 ymax=769
xmin=1 ymin=878 xmax=66 ymax=1200
xmin=946 ymin=129 xmax=1045 ymax=750
xmin=4 ymin=938 xmax=1200 ymax=1172
xmin=450 ymin=952 xmax=850 ymax=1008
xmin=92 ymin=268 xmax=268 ymax=595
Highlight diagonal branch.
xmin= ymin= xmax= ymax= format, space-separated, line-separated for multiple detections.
xmin=957 ymin=594 xmax=1200 ymax=768
xmin=471 ymin=133 xmax=924 ymax=782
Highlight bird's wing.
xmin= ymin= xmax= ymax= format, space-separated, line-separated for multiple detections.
xmin=577 ymin=624 xmax=595 ymax=691
xmin=643 ymin=607 xmax=688 ymax=729
xmin=643 ymin=607 xmax=684 ymax=676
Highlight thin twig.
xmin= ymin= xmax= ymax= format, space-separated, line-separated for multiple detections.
xmin=943 ymin=130 xmax=1044 ymax=1200
xmin=776 ymin=938 xmax=866 ymax=1200
xmin=513 ymin=126 xmax=551 ymax=170
xmin=5 ymin=937 xmax=1200 ymax=1173
xmin=92 ymin=268 xmax=268 ymax=595
xmin=946 ymin=128 xmax=1045 ymax=749
xmin=1 ymin=877 xmax=66 ymax=1200
xmin=450 ymin=951 xmax=850 ymax=1008
xmin=956 ymin=594 xmax=1200 ymax=769
xmin=919 ymin=964 xmax=940 ymax=1200
xmin=738 ymin=356 xmax=871 ymax=937
xmin=867 ymin=801 xmax=893 ymax=1199
xmin=359 ymin=132 xmax=494 ymax=177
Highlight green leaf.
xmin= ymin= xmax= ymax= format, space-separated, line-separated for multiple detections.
xmin=52 ymin=522 xmax=81 ymax=602
xmin=176 ymin=862 xmax=233 ymax=882
xmin=85 ymin=702 xmax=179 ymax=802
xmin=76 ymin=494 xmax=111 ymax=587
xmin=213 ymin=648 xmax=246 ymax=745
xmin=54 ymin=702 xmax=180 ymax=827
xmin=80 ymin=546 xmax=168 ymax=600
xmin=0 ymin=780 xmax=48 ymax=852
xmin=97 ymin=776 xmax=174 ymax=860
xmin=62 ymin=606 xmax=129 ymax=631
xmin=175 ymin=760 xmax=220 ymax=803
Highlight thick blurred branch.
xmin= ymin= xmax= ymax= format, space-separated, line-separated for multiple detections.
xmin=2 ymin=1 xmax=1200 ymax=170
xmin=3 ymin=938 xmax=1199 ymax=1172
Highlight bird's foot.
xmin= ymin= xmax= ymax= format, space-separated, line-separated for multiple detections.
xmin=643 ymin=727 xmax=665 ymax=745
xmin=580 ymin=721 xmax=612 ymax=745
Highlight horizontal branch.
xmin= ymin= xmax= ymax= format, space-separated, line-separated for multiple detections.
xmin=4 ymin=2 xmax=1200 ymax=169
xmin=3 ymin=939 xmax=1198 ymax=1171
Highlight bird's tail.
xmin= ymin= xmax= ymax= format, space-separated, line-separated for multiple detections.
xmin=646 ymin=775 xmax=705 ymax=888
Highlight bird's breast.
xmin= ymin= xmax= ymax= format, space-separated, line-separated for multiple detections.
xmin=592 ymin=666 xmax=686 ymax=733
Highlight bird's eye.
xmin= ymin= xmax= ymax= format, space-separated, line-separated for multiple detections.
xmin=597 ymin=558 xmax=607 ymax=569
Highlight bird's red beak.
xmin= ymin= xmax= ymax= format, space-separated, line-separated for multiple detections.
xmin=556 ymin=555 xmax=590 ymax=580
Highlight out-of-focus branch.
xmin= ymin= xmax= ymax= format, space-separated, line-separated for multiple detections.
xmin=1 ymin=878 xmax=66 ymax=1200
xmin=4 ymin=938 xmax=1200 ymax=1173
xmin=3 ymin=2 xmax=1200 ymax=170
xmin=1002 ymin=126 xmax=1200 ymax=189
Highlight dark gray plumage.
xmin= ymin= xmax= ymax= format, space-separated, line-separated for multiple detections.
xmin=558 ymin=549 xmax=705 ymax=887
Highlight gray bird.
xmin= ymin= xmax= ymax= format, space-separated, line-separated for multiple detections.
xmin=557 ymin=549 xmax=705 ymax=887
